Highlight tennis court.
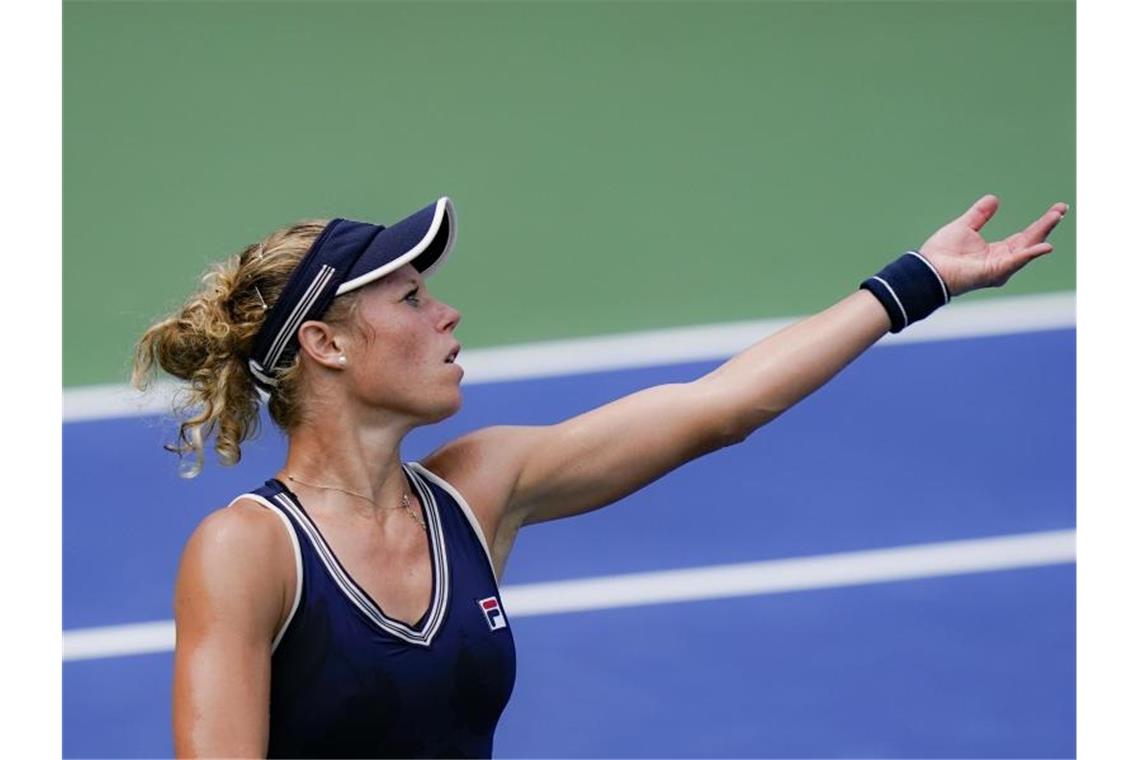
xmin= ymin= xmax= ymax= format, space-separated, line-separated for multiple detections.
xmin=64 ymin=302 xmax=1075 ymax=757
xmin=62 ymin=1 xmax=1075 ymax=755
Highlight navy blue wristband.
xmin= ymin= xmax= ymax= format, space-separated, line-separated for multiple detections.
xmin=859 ymin=251 xmax=950 ymax=333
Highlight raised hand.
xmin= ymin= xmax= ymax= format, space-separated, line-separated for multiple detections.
xmin=918 ymin=195 xmax=1069 ymax=297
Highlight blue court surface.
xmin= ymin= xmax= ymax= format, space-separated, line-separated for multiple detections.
xmin=63 ymin=328 xmax=1075 ymax=757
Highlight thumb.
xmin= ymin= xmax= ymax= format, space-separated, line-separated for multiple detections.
xmin=956 ymin=194 xmax=1000 ymax=232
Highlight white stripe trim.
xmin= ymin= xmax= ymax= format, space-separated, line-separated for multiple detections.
xmin=266 ymin=264 xmax=335 ymax=369
xmin=871 ymin=275 xmax=909 ymax=328
xmin=270 ymin=264 xmax=332 ymax=364
xmin=335 ymin=197 xmax=456 ymax=294
xmin=63 ymin=529 xmax=1074 ymax=661
xmin=227 ymin=493 xmax=303 ymax=653
xmin=63 ymin=291 xmax=1075 ymax=422
xmin=408 ymin=461 xmax=497 ymax=583
xmin=271 ymin=491 xmax=396 ymax=632
xmin=405 ymin=467 xmax=451 ymax=638
xmin=906 ymin=250 xmax=951 ymax=305
xmin=247 ymin=359 xmax=278 ymax=388
xmin=272 ymin=471 xmax=449 ymax=646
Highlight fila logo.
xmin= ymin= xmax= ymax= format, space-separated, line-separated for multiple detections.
xmin=477 ymin=596 xmax=507 ymax=631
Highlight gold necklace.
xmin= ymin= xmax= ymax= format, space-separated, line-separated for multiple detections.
xmin=285 ymin=474 xmax=426 ymax=532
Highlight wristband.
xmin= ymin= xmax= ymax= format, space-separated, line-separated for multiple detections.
xmin=859 ymin=251 xmax=950 ymax=333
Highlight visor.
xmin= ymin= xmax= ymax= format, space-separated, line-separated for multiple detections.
xmin=248 ymin=196 xmax=457 ymax=395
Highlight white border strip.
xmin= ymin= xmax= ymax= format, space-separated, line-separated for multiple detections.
xmin=335 ymin=197 xmax=455 ymax=293
xmin=63 ymin=291 xmax=1074 ymax=423
xmin=63 ymin=529 xmax=1074 ymax=662
xmin=871 ymin=275 xmax=910 ymax=328
xmin=408 ymin=461 xmax=497 ymax=582
xmin=227 ymin=493 xmax=304 ymax=653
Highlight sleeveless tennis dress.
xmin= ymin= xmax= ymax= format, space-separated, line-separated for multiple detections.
xmin=233 ymin=462 xmax=517 ymax=758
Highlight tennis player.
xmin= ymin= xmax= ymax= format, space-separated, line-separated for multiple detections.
xmin=134 ymin=194 xmax=1066 ymax=758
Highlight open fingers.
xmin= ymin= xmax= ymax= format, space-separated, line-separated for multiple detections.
xmin=1021 ymin=241 xmax=1054 ymax=258
xmin=956 ymin=194 xmax=1001 ymax=232
xmin=1000 ymin=242 xmax=1055 ymax=283
xmin=1017 ymin=202 xmax=1069 ymax=246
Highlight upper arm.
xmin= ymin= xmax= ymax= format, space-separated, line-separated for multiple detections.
xmin=172 ymin=500 xmax=292 ymax=758
xmin=426 ymin=379 xmax=738 ymax=542
xmin=511 ymin=379 xmax=738 ymax=523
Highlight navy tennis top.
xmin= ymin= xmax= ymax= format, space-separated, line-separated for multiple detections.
xmin=237 ymin=462 xmax=516 ymax=758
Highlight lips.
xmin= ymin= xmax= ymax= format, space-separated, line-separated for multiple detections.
xmin=444 ymin=344 xmax=461 ymax=364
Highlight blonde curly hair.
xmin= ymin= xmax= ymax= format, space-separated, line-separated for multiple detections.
xmin=132 ymin=220 xmax=360 ymax=477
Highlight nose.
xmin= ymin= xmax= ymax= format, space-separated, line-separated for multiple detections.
xmin=437 ymin=301 xmax=461 ymax=333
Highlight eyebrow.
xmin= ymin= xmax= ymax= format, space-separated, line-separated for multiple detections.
xmin=396 ymin=278 xmax=423 ymax=293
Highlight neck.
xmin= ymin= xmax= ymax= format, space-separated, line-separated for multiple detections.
xmin=279 ymin=411 xmax=414 ymax=516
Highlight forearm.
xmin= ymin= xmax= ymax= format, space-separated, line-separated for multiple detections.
xmin=699 ymin=289 xmax=890 ymax=439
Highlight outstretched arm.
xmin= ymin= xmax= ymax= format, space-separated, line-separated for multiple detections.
xmin=429 ymin=196 xmax=1067 ymax=548
xmin=698 ymin=195 xmax=1068 ymax=436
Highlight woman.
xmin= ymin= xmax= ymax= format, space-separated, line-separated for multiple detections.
xmin=135 ymin=194 xmax=1067 ymax=758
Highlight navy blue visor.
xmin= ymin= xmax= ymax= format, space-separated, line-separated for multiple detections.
xmin=248 ymin=197 xmax=456 ymax=394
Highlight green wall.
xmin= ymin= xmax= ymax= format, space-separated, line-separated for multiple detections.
xmin=64 ymin=0 xmax=1075 ymax=387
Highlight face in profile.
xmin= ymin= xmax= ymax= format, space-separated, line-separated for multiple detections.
xmin=333 ymin=264 xmax=464 ymax=424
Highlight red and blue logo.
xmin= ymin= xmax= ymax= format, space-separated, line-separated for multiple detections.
xmin=477 ymin=596 xmax=507 ymax=631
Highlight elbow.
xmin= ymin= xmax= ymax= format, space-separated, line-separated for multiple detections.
xmin=691 ymin=379 xmax=781 ymax=450
xmin=722 ymin=396 xmax=793 ymax=447
xmin=717 ymin=427 xmax=749 ymax=450
xmin=718 ymin=408 xmax=777 ymax=448
xmin=707 ymin=403 xmax=780 ymax=450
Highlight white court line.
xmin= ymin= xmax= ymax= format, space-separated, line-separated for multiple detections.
xmin=63 ymin=529 xmax=1075 ymax=662
xmin=65 ymin=620 xmax=175 ymax=662
xmin=63 ymin=291 xmax=1074 ymax=423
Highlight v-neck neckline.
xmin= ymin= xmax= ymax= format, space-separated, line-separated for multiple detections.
xmin=269 ymin=464 xmax=450 ymax=646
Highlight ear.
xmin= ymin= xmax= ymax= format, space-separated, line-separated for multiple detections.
xmin=295 ymin=320 xmax=350 ymax=370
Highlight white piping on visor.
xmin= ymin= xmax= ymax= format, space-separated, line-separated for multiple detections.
xmin=335 ymin=197 xmax=456 ymax=295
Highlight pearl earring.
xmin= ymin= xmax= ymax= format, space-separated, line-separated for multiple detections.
xmin=337 ymin=355 xmax=347 ymax=366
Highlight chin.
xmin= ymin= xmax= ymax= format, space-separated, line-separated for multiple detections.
xmin=423 ymin=391 xmax=462 ymax=424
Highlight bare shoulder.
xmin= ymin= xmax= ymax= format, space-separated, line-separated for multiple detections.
xmin=420 ymin=425 xmax=541 ymax=514
xmin=184 ymin=498 xmax=292 ymax=566
xmin=420 ymin=425 xmax=546 ymax=569
xmin=173 ymin=500 xmax=286 ymax=756
xmin=176 ymin=497 xmax=295 ymax=641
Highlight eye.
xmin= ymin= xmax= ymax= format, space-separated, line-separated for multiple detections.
xmin=403 ymin=287 xmax=421 ymax=306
